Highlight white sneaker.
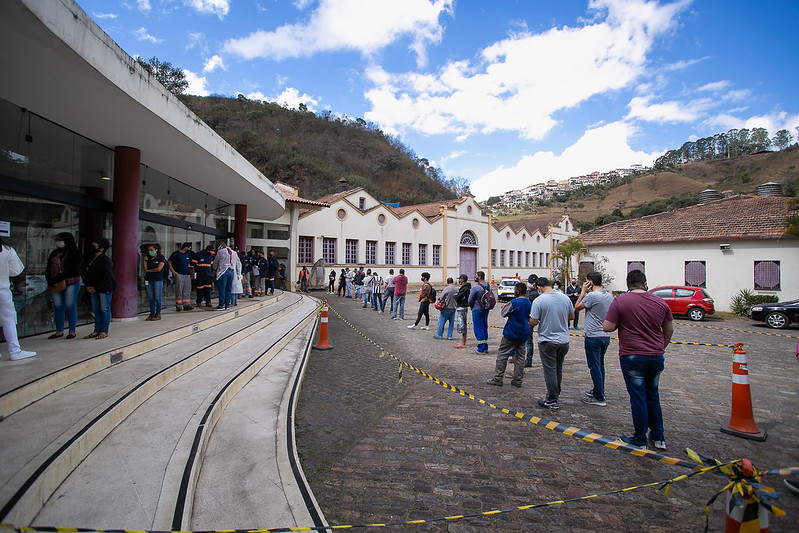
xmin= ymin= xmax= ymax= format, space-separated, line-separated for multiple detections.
xmin=9 ymin=350 xmax=36 ymax=361
xmin=407 ymin=325 xmax=416 ymax=329
xmin=420 ymin=326 xmax=429 ymax=330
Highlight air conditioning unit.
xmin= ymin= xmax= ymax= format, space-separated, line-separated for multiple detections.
xmin=719 ymin=243 xmax=731 ymax=251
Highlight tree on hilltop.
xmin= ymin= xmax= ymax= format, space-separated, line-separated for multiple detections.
xmin=136 ymin=56 xmax=188 ymax=96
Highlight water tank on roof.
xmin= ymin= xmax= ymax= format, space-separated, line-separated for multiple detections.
xmin=698 ymin=189 xmax=720 ymax=203
xmin=757 ymin=182 xmax=783 ymax=196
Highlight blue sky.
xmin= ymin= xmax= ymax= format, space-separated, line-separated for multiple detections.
xmin=76 ymin=0 xmax=799 ymax=201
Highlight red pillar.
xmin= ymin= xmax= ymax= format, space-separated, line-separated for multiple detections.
xmin=234 ymin=204 xmax=247 ymax=251
xmin=111 ymin=147 xmax=141 ymax=320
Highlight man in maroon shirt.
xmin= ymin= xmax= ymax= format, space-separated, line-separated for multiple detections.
xmin=391 ymin=268 xmax=408 ymax=320
xmin=603 ymin=270 xmax=673 ymax=450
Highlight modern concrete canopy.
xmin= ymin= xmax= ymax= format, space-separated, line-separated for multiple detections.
xmin=0 ymin=0 xmax=284 ymax=220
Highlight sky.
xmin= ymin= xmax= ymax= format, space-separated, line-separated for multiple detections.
xmin=75 ymin=0 xmax=799 ymax=201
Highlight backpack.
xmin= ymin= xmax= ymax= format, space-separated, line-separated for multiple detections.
xmin=428 ymin=285 xmax=437 ymax=303
xmin=479 ymin=282 xmax=496 ymax=310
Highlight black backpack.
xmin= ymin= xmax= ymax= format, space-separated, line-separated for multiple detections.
xmin=479 ymin=283 xmax=496 ymax=310
xmin=428 ymin=285 xmax=437 ymax=302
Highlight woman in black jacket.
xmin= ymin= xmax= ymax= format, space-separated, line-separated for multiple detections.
xmin=454 ymin=274 xmax=472 ymax=348
xmin=45 ymin=232 xmax=82 ymax=339
xmin=83 ymin=237 xmax=116 ymax=339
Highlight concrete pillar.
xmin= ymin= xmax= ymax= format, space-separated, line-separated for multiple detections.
xmin=234 ymin=204 xmax=247 ymax=251
xmin=111 ymin=146 xmax=141 ymax=320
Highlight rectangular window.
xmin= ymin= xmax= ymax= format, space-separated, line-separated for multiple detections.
xmin=346 ymin=239 xmax=358 ymax=264
xmin=500 ymin=250 xmax=505 ymax=267
xmin=432 ymin=245 xmax=441 ymax=266
xmin=525 ymin=251 xmax=530 ymax=267
xmin=365 ymin=240 xmax=377 ymax=265
xmin=418 ymin=244 xmax=427 ymax=266
xmin=754 ymin=260 xmax=780 ymax=290
xmin=508 ymin=250 xmax=514 ymax=267
xmin=402 ymin=243 xmax=412 ymax=265
xmin=684 ymin=260 xmax=706 ymax=287
xmin=385 ymin=242 xmax=395 ymax=265
xmin=247 ymin=222 xmax=264 ymax=239
xmin=491 ymin=249 xmax=497 ymax=267
xmin=627 ymin=261 xmax=645 ymax=274
xmin=545 ymin=253 xmax=550 ymax=266
xmin=322 ymin=238 xmax=336 ymax=265
xmin=518 ymin=251 xmax=523 ymax=268
xmin=298 ymin=236 xmax=312 ymax=264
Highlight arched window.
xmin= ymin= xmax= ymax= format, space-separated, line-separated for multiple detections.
xmin=460 ymin=230 xmax=477 ymax=246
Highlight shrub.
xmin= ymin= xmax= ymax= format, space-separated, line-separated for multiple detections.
xmin=730 ymin=289 xmax=779 ymax=316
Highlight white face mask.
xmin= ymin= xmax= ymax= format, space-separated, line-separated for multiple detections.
xmin=55 ymin=241 xmax=65 ymax=249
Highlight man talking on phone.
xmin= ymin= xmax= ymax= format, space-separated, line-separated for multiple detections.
xmin=574 ymin=271 xmax=613 ymax=406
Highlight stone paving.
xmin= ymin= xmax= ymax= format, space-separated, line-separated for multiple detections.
xmin=295 ymin=293 xmax=799 ymax=532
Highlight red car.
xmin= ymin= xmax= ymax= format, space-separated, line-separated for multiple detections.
xmin=648 ymin=286 xmax=715 ymax=321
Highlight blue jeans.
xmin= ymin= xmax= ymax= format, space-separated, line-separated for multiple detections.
xmin=91 ymin=291 xmax=113 ymax=333
xmin=472 ymin=307 xmax=489 ymax=352
xmin=146 ymin=280 xmax=163 ymax=315
xmin=217 ymin=269 xmax=234 ymax=308
xmin=362 ymin=292 xmax=372 ymax=307
xmin=52 ymin=281 xmax=80 ymax=333
xmin=619 ymin=354 xmax=665 ymax=445
xmin=436 ymin=309 xmax=455 ymax=339
xmin=346 ymin=281 xmax=353 ymax=297
xmin=372 ymin=293 xmax=381 ymax=311
xmin=525 ymin=327 xmax=535 ymax=365
xmin=584 ymin=336 xmax=610 ymax=401
xmin=382 ymin=290 xmax=393 ymax=312
xmin=392 ymin=295 xmax=406 ymax=319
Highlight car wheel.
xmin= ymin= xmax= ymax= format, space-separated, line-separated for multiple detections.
xmin=687 ymin=307 xmax=705 ymax=321
xmin=765 ymin=312 xmax=789 ymax=329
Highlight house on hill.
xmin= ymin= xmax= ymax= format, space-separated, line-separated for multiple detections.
xmin=296 ymin=188 xmax=579 ymax=284
xmin=579 ymin=195 xmax=798 ymax=312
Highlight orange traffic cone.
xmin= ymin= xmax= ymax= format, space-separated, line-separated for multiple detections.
xmin=724 ymin=459 xmax=770 ymax=532
xmin=312 ymin=301 xmax=334 ymax=350
xmin=721 ymin=343 xmax=766 ymax=441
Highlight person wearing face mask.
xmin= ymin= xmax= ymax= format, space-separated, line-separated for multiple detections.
xmin=142 ymin=243 xmax=166 ymax=321
xmin=45 ymin=232 xmax=82 ymax=339
xmin=168 ymin=242 xmax=194 ymax=311
xmin=82 ymin=237 xmax=116 ymax=339
xmin=407 ymin=272 xmax=432 ymax=330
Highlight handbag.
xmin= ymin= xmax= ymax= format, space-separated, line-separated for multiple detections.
xmin=434 ymin=299 xmax=444 ymax=310
xmin=47 ymin=280 xmax=66 ymax=294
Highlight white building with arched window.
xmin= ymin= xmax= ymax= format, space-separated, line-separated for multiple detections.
xmin=295 ymin=188 xmax=579 ymax=284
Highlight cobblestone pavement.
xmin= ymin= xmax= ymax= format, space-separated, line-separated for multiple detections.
xmin=296 ymin=293 xmax=799 ymax=532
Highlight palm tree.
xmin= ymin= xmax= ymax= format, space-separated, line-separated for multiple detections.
xmin=550 ymin=237 xmax=588 ymax=284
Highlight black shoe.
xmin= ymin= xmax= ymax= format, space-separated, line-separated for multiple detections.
xmin=524 ymin=363 xmax=532 ymax=368
xmin=486 ymin=379 xmax=503 ymax=386
xmin=537 ymin=399 xmax=559 ymax=410
xmin=510 ymin=381 xmax=522 ymax=388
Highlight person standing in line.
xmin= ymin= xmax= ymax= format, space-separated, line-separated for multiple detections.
xmin=382 ymin=268 xmax=395 ymax=313
xmin=407 ymin=272 xmax=432 ymax=330
xmin=566 ymin=279 xmax=581 ymax=330
xmin=0 ymin=237 xmax=36 ymax=359
xmin=434 ymin=277 xmax=458 ymax=340
xmin=230 ymin=249 xmax=243 ymax=306
xmin=239 ymin=249 xmax=252 ymax=298
xmin=575 ymin=271 xmax=614 ymax=406
xmin=467 ymin=271 xmax=491 ymax=354
xmin=454 ymin=274 xmax=471 ymax=348
xmin=603 ymin=270 xmax=673 ymax=450
xmin=529 ymin=277 xmax=574 ymax=410
xmin=345 ymin=267 xmax=354 ymax=298
xmin=487 ymin=282 xmax=532 ymax=388
xmin=328 ymin=270 xmax=336 ymax=294
xmin=361 ymin=269 xmax=374 ymax=308
xmin=265 ymin=249 xmax=279 ymax=295
xmin=253 ymin=251 xmax=267 ymax=296
xmin=391 ymin=268 xmax=408 ymax=320
xmin=524 ymin=274 xmax=540 ymax=367
xmin=298 ymin=266 xmax=309 ymax=292
xmin=353 ymin=266 xmax=365 ymax=301
xmin=212 ymin=241 xmax=235 ymax=310
xmin=142 ymin=243 xmax=166 ymax=321
xmin=194 ymin=245 xmax=215 ymax=308
xmin=371 ymin=270 xmax=383 ymax=312
xmin=337 ymin=268 xmax=346 ymax=297
xmin=246 ymin=250 xmax=258 ymax=297
xmin=168 ymin=242 xmax=194 ymax=311
xmin=83 ymin=237 xmax=117 ymax=339
xmin=278 ymin=263 xmax=287 ymax=290
xmin=45 ymin=232 xmax=82 ymax=338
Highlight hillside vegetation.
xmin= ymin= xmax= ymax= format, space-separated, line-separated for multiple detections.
xmin=494 ymin=144 xmax=799 ymax=230
xmin=181 ymin=94 xmax=461 ymax=205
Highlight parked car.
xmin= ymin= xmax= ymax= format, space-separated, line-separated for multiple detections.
xmin=497 ymin=278 xmax=519 ymax=301
xmin=649 ymin=286 xmax=715 ymax=321
xmin=749 ymin=299 xmax=799 ymax=329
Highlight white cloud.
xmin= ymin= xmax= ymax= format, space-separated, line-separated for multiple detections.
xmin=93 ymin=12 xmax=118 ymax=20
xmin=185 ymin=0 xmax=230 ymax=19
xmin=136 ymin=0 xmax=152 ymax=13
xmin=696 ymin=80 xmax=729 ymax=92
xmin=224 ymin=0 xmax=453 ymax=67
xmin=469 ymin=122 xmax=660 ymax=201
xmin=134 ymin=27 xmax=163 ymax=44
xmin=705 ymin=111 xmax=799 ymax=136
xmin=203 ymin=55 xmax=226 ymax=73
xmin=186 ymin=32 xmax=204 ymax=51
xmin=184 ymin=69 xmax=210 ymax=96
xmin=364 ymin=0 xmax=688 ymax=140
xmin=240 ymin=88 xmax=320 ymax=110
xmin=441 ymin=150 xmax=466 ymax=163
xmin=626 ymin=94 xmax=714 ymax=123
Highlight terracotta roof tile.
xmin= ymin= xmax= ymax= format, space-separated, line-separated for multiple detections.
xmin=493 ymin=216 xmax=566 ymax=236
xmin=394 ymin=198 xmax=465 ymax=218
xmin=581 ymin=195 xmax=795 ymax=245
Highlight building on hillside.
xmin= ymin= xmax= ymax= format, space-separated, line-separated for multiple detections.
xmin=296 ymin=189 xmax=579 ymax=285
xmin=0 ymin=0 xmax=285 ymax=337
xmin=579 ymin=195 xmax=798 ymax=312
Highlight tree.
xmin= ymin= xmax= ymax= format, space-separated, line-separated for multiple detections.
xmin=136 ymin=56 xmax=188 ymax=95
xmin=550 ymin=237 xmax=588 ymax=284
xmin=773 ymin=129 xmax=793 ymax=150
xmin=749 ymin=127 xmax=770 ymax=152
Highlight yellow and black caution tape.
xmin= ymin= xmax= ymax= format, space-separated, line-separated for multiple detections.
xmin=327 ymin=306 xmax=701 ymax=470
xmin=0 ymin=460 xmax=747 ymax=532
xmin=676 ymin=321 xmax=798 ymax=339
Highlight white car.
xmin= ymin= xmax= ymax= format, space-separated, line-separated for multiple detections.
xmin=497 ymin=279 xmax=519 ymax=301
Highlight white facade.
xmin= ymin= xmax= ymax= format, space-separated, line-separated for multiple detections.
xmin=584 ymin=238 xmax=798 ymax=313
xmin=295 ymin=189 xmax=579 ymax=285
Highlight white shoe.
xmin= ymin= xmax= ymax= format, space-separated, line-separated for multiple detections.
xmin=407 ymin=325 xmax=416 ymax=329
xmin=420 ymin=326 xmax=429 ymax=330
xmin=10 ymin=350 xmax=36 ymax=361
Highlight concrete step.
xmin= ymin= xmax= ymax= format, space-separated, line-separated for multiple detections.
xmin=0 ymin=293 xmax=320 ymax=528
